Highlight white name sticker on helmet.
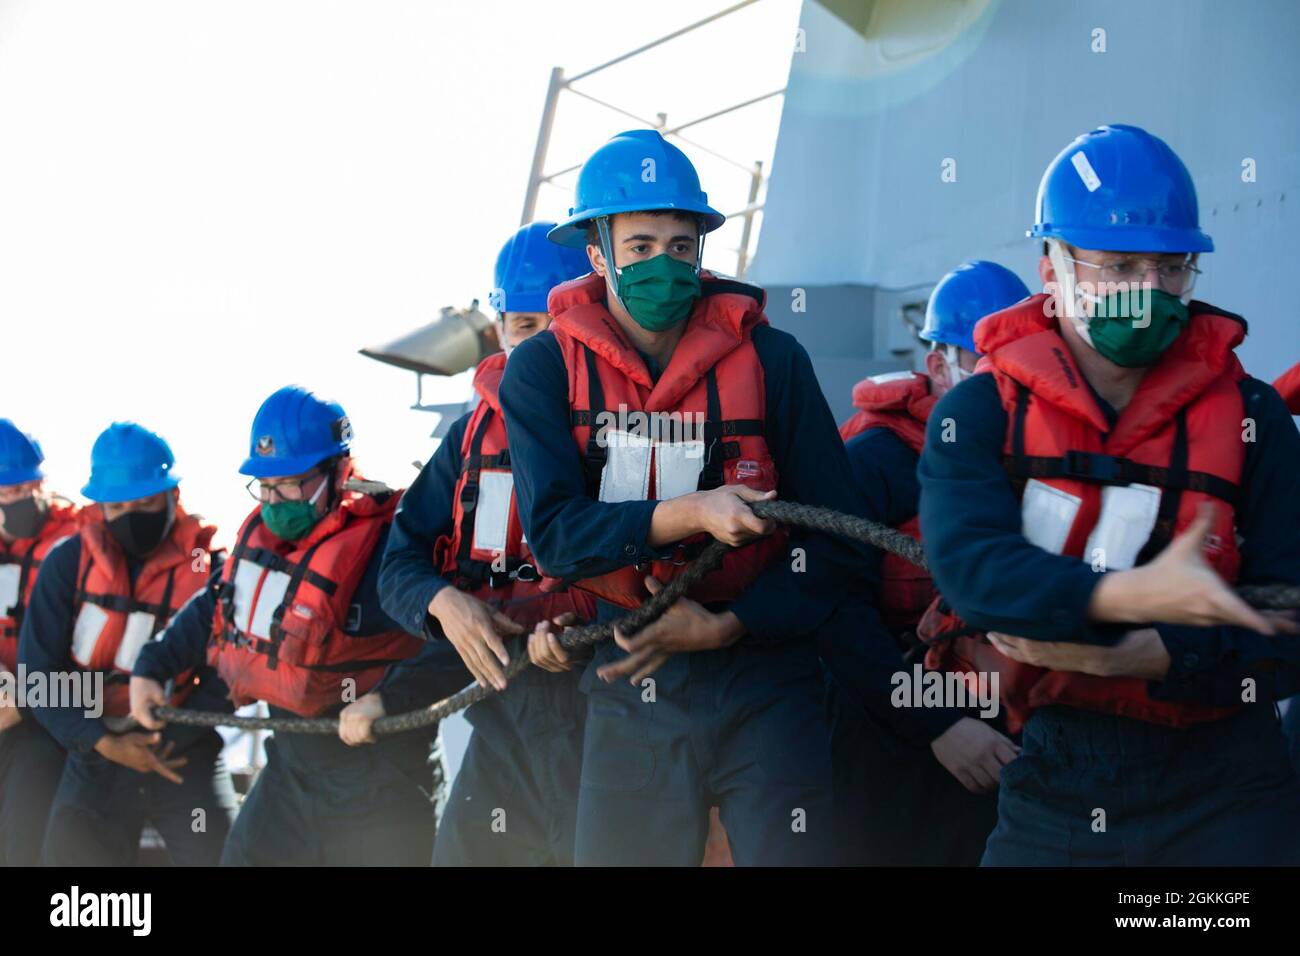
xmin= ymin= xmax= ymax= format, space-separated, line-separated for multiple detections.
xmin=1071 ymin=151 xmax=1102 ymax=193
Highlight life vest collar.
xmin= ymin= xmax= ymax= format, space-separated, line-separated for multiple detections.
xmin=78 ymin=502 xmax=212 ymax=576
xmin=980 ymin=295 xmax=1248 ymax=452
xmin=472 ymin=351 xmax=507 ymax=414
xmin=549 ymin=271 xmax=768 ymax=412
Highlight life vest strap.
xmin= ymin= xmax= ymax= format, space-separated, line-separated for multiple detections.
xmin=1004 ymin=383 xmax=1238 ymax=506
xmin=579 ymin=346 xmax=607 ymax=499
xmin=454 ymin=407 xmax=498 ymax=569
xmin=73 ymin=590 xmax=173 ymax=620
xmin=1002 ymin=451 xmax=1238 ymax=506
xmin=212 ymin=623 xmax=403 ymax=674
xmin=453 ymin=555 xmax=540 ymax=591
xmin=234 ymin=546 xmax=340 ymax=597
xmin=0 ymin=547 xmax=39 ymax=637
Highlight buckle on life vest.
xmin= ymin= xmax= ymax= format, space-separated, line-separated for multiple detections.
xmin=488 ymin=562 xmax=539 ymax=588
xmin=1062 ymin=450 xmax=1122 ymax=483
xmin=459 ymin=481 xmax=479 ymax=513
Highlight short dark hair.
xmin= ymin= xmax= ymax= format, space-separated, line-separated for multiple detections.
xmin=584 ymin=209 xmax=704 ymax=246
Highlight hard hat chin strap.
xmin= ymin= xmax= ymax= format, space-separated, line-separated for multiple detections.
xmin=1047 ymin=239 xmax=1097 ymax=348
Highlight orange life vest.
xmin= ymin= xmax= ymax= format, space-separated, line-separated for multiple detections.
xmin=436 ymin=352 xmax=596 ymax=629
xmin=921 ymin=294 xmax=1246 ymax=732
xmin=209 ymin=489 xmax=424 ymax=717
xmin=839 ymin=371 xmax=938 ymax=634
xmin=1 ymin=499 xmax=80 ymax=673
xmin=547 ymin=272 xmax=786 ymax=609
xmin=1275 ymin=361 xmax=1300 ymax=416
xmin=72 ymin=504 xmax=214 ymax=717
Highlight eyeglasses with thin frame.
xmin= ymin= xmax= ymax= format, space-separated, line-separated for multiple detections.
xmin=245 ymin=469 xmax=325 ymax=504
xmin=1060 ymin=252 xmax=1202 ymax=294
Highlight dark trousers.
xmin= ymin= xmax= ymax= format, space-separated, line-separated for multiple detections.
xmin=433 ymin=663 xmax=585 ymax=866
xmin=221 ymin=727 xmax=443 ymax=866
xmin=42 ymin=731 xmax=237 ymax=866
xmin=0 ymin=717 xmax=67 ymax=866
xmin=574 ymin=639 xmax=834 ymax=866
xmin=983 ymin=704 xmax=1300 ymax=866
xmin=827 ymin=682 xmax=998 ymax=866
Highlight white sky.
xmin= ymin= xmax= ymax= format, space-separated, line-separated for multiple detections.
xmin=0 ymin=0 xmax=800 ymax=544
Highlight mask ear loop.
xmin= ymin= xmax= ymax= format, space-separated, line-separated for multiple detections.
xmin=1047 ymin=238 xmax=1097 ymax=348
xmin=595 ymin=215 xmax=624 ymax=313
xmin=939 ymin=343 xmax=972 ymax=384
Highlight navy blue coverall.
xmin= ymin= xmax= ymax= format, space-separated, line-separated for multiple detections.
xmin=379 ymin=411 xmax=591 ymax=866
xmin=919 ymin=371 xmax=1300 ymax=866
xmin=500 ymin=320 xmax=901 ymax=866
xmin=132 ymin=524 xmax=466 ymax=866
xmin=19 ymin=536 xmax=238 ymax=866
xmin=837 ymin=425 xmax=999 ymax=866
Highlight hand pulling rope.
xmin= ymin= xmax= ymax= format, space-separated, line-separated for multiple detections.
xmin=103 ymin=499 xmax=1300 ymax=736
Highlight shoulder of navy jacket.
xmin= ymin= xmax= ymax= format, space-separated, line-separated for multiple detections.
xmin=1187 ymin=300 xmax=1246 ymax=326
xmin=700 ymin=277 xmax=765 ymax=310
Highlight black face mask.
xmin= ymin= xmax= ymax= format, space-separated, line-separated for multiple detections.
xmin=0 ymin=496 xmax=47 ymax=540
xmin=106 ymin=498 xmax=174 ymax=560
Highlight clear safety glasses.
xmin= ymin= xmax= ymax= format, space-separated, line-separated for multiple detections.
xmin=1058 ymin=252 xmax=1202 ymax=296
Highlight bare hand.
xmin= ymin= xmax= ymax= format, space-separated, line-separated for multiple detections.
xmin=987 ymin=627 xmax=1172 ymax=680
xmin=596 ymin=576 xmax=743 ymax=685
xmin=95 ymin=732 xmax=188 ymax=784
xmin=930 ymin=717 xmax=1020 ymax=793
xmin=1090 ymin=504 xmax=1275 ymax=634
xmin=529 ymin=612 xmax=582 ymax=673
xmin=693 ymin=485 xmax=778 ymax=547
xmin=338 ymin=692 xmax=385 ymax=746
xmin=430 ymin=587 xmax=525 ymax=692
xmin=129 ymin=676 xmax=169 ymax=731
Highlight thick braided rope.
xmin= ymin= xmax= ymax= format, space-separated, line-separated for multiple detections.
xmin=106 ymin=499 xmax=1298 ymax=735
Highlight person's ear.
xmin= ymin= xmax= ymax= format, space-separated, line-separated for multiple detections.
xmin=588 ymin=242 xmax=606 ymax=277
xmin=924 ymin=348 xmax=950 ymax=390
xmin=1038 ymin=254 xmax=1056 ymax=289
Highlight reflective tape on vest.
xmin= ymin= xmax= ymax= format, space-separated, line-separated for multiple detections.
xmin=71 ymin=604 xmax=157 ymax=672
xmin=1022 ymin=477 xmax=1164 ymax=571
xmin=472 ymin=471 xmax=514 ymax=554
xmin=0 ymin=565 xmax=19 ymax=617
xmin=231 ymin=562 xmax=292 ymax=641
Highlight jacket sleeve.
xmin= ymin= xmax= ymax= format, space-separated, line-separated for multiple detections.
xmin=132 ymin=565 xmax=221 ymax=683
xmin=917 ymin=373 xmax=1128 ymax=644
xmin=372 ymin=639 xmax=474 ymax=715
xmin=378 ymin=415 xmax=472 ymax=640
xmin=1149 ymin=378 xmax=1300 ymax=706
xmin=499 ymin=332 xmax=673 ymax=580
xmin=17 ymin=536 xmax=110 ymax=754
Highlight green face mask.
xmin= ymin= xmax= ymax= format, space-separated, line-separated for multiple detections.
xmin=1085 ymin=287 xmax=1189 ymax=368
xmin=615 ymin=253 xmax=701 ymax=332
xmin=261 ymin=499 xmax=322 ymax=541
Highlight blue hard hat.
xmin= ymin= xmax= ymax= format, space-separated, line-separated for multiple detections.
xmin=1028 ymin=124 xmax=1213 ymax=254
xmin=82 ymin=422 xmax=180 ymax=503
xmin=922 ymin=261 xmax=1031 ymax=354
xmin=0 ymin=418 xmax=45 ymax=486
xmin=548 ymin=130 xmax=726 ymax=248
xmin=489 ymin=222 xmax=592 ymax=314
xmin=240 ymin=386 xmax=352 ymax=479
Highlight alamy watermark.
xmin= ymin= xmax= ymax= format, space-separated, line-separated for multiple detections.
xmin=0 ymin=665 xmax=104 ymax=718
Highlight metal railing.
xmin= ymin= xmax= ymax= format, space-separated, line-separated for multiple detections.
xmin=518 ymin=0 xmax=785 ymax=278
